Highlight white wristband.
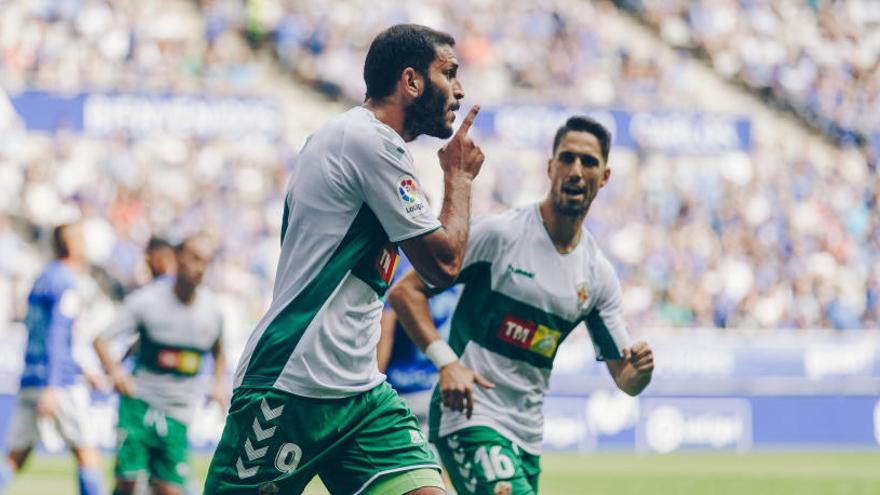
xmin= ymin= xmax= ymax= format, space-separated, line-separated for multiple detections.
xmin=425 ymin=340 xmax=458 ymax=369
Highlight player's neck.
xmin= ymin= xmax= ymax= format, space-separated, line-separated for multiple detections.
xmin=538 ymin=200 xmax=585 ymax=254
xmin=59 ymin=256 xmax=84 ymax=272
xmin=363 ymin=99 xmax=412 ymax=142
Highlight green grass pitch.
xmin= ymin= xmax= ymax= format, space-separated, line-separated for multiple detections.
xmin=6 ymin=452 xmax=879 ymax=494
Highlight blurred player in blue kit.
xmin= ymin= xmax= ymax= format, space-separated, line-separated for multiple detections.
xmin=0 ymin=223 xmax=106 ymax=495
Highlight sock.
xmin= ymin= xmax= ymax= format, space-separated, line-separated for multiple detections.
xmin=78 ymin=467 xmax=105 ymax=495
xmin=0 ymin=461 xmax=14 ymax=493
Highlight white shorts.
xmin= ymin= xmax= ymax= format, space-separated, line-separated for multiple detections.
xmin=7 ymin=384 xmax=97 ymax=452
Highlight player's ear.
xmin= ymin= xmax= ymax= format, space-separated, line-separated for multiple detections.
xmin=601 ymin=166 xmax=611 ymax=188
xmin=547 ymin=157 xmax=553 ymax=179
xmin=401 ymin=67 xmax=423 ymax=100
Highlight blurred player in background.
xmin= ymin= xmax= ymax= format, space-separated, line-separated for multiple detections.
xmin=93 ymin=235 xmax=226 ymax=495
xmin=390 ymin=116 xmax=655 ymax=494
xmin=144 ymin=237 xmax=176 ymax=283
xmin=205 ymin=24 xmax=484 ymax=495
xmin=0 ymin=223 xmax=106 ymax=495
xmin=377 ymin=253 xmax=461 ymax=424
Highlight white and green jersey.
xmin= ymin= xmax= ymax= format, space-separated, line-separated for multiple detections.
xmin=103 ymin=280 xmax=223 ymax=424
xmin=428 ymin=204 xmax=631 ymax=455
xmin=234 ymin=106 xmax=440 ymax=398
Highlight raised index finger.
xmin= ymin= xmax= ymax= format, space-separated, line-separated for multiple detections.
xmin=453 ymin=104 xmax=480 ymax=139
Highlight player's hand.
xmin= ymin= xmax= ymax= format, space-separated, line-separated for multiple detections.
xmin=622 ymin=341 xmax=654 ymax=376
xmin=208 ymin=382 xmax=230 ymax=410
xmin=37 ymin=387 xmax=60 ymax=418
xmin=438 ymin=360 xmax=494 ymax=419
xmin=82 ymin=369 xmax=109 ymax=393
xmin=438 ymin=105 xmax=484 ymax=180
xmin=110 ymin=369 xmax=135 ymax=397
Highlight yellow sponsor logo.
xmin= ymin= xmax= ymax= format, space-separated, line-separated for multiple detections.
xmin=529 ymin=325 xmax=561 ymax=357
xmin=178 ymin=351 xmax=201 ymax=374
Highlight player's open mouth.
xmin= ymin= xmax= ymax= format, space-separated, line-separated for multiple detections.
xmin=561 ymin=185 xmax=586 ymax=200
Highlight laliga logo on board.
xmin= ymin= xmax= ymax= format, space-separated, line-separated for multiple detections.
xmin=398 ymin=178 xmax=418 ymax=203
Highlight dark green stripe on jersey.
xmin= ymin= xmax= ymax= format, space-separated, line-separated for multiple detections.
xmin=448 ymin=262 xmax=579 ymax=369
xmin=280 ymin=199 xmax=290 ymax=247
xmin=241 ymin=205 xmax=388 ymax=387
xmin=583 ymin=308 xmax=623 ymax=360
xmin=135 ymin=324 xmax=210 ymax=377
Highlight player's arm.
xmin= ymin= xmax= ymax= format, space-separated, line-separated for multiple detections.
xmin=93 ymin=298 xmax=139 ymax=397
xmin=38 ymin=290 xmax=77 ymax=417
xmin=400 ymin=105 xmax=484 ymax=288
xmin=388 ymin=270 xmax=493 ymax=419
xmin=376 ymin=307 xmax=397 ymax=372
xmin=208 ymin=336 xmax=229 ymax=409
xmin=605 ymin=341 xmax=654 ymax=396
xmin=589 ymin=258 xmax=654 ymax=396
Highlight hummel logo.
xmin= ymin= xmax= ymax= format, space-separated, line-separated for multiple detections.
xmin=236 ymin=457 xmax=258 ymax=479
xmin=453 ymin=450 xmax=465 ymax=464
xmin=252 ymin=419 xmax=277 ymax=442
xmin=260 ymin=398 xmax=284 ymax=421
xmin=465 ymin=478 xmax=477 ymax=493
xmin=506 ymin=264 xmax=534 ymax=278
xmin=245 ymin=438 xmax=268 ymax=461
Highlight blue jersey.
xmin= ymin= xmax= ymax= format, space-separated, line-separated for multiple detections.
xmin=385 ymin=255 xmax=460 ymax=394
xmin=20 ymin=261 xmax=82 ymax=388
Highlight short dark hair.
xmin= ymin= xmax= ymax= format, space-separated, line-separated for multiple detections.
xmin=52 ymin=224 xmax=72 ymax=258
xmin=363 ymin=24 xmax=455 ymax=100
xmin=146 ymin=236 xmax=172 ymax=253
xmin=552 ymin=116 xmax=612 ymax=163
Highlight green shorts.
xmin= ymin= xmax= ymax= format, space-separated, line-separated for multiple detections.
xmin=115 ymin=396 xmax=190 ymax=487
xmin=436 ymin=426 xmax=541 ymax=495
xmin=203 ymin=382 xmax=443 ymax=495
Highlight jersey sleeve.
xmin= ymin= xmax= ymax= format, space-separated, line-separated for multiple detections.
xmin=343 ymin=125 xmax=441 ymax=243
xmin=457 ymin=213 xmax=508 ymax=283
xmin=583 ymin=257 xmax=631 ymax=361
xmin=102 ymin=293 xmax=141 ymax=343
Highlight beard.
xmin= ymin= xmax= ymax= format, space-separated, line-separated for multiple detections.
xmin=551 ymin=182 xmax=597 ymax=217
xmin=404 ymin=78 xmax=454 ymax=139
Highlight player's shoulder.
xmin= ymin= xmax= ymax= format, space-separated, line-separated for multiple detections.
xmin=338 ymin=107 xmax=408 ymax=161
xmin=579 ymin=229 xmax=620 ymax=287
xmin=35 ymin=261 xmax=76 ymax=296
xmin=473 ymin=206 xmax=531 ymax=240
xmin=125 ymin=279 xmax=170 ymax=307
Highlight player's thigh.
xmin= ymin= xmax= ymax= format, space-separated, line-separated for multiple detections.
xmin=6 ymin=392 xmax=39 ymax=453
xmin=114 ymin=396 xmax=151 ymax=482
xmin=53 ymin=384 xmax=97 ymax=449
xmin=318 ymin=383 xmax=442 ymax=495
xmin=204 ymin=387 xmax=359 ymax=495
xmin=149 ymin=416 xmax=190 ymax=489
xmin=435 ymin=427 xmax=536 ymax=495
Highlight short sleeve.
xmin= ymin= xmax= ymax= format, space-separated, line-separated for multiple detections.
xmin=457 ymin=213 xmax=508 ymax=283
xmin=583 ymin=257 xmax=631 ymax=361
xmin=102 ymin=295 xmax=141 ymax=343
xmin=344 ymin=123 xmax=441 ymax=243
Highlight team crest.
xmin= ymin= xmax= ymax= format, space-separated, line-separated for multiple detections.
xmin=493 ymin=481 xmax=513 ymax=495
xmin=577 ymin=282 xmax=589 ymax=308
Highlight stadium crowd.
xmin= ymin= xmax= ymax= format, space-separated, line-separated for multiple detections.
xmin=0 ymin=0 xmax=877 ymax=337
xmin=619 ymin=0 xmax=880 ymax=147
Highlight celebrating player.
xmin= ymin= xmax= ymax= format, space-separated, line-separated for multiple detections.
xmin=389 ymin=116 xmax=655 ymax=495
xmin=203 ymin=24 xmax=484 ymax=495
xmin=0 ymin=223 xmax=106 ymax=495
xmin=93 ymin=234 xmax=226 ymax=495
